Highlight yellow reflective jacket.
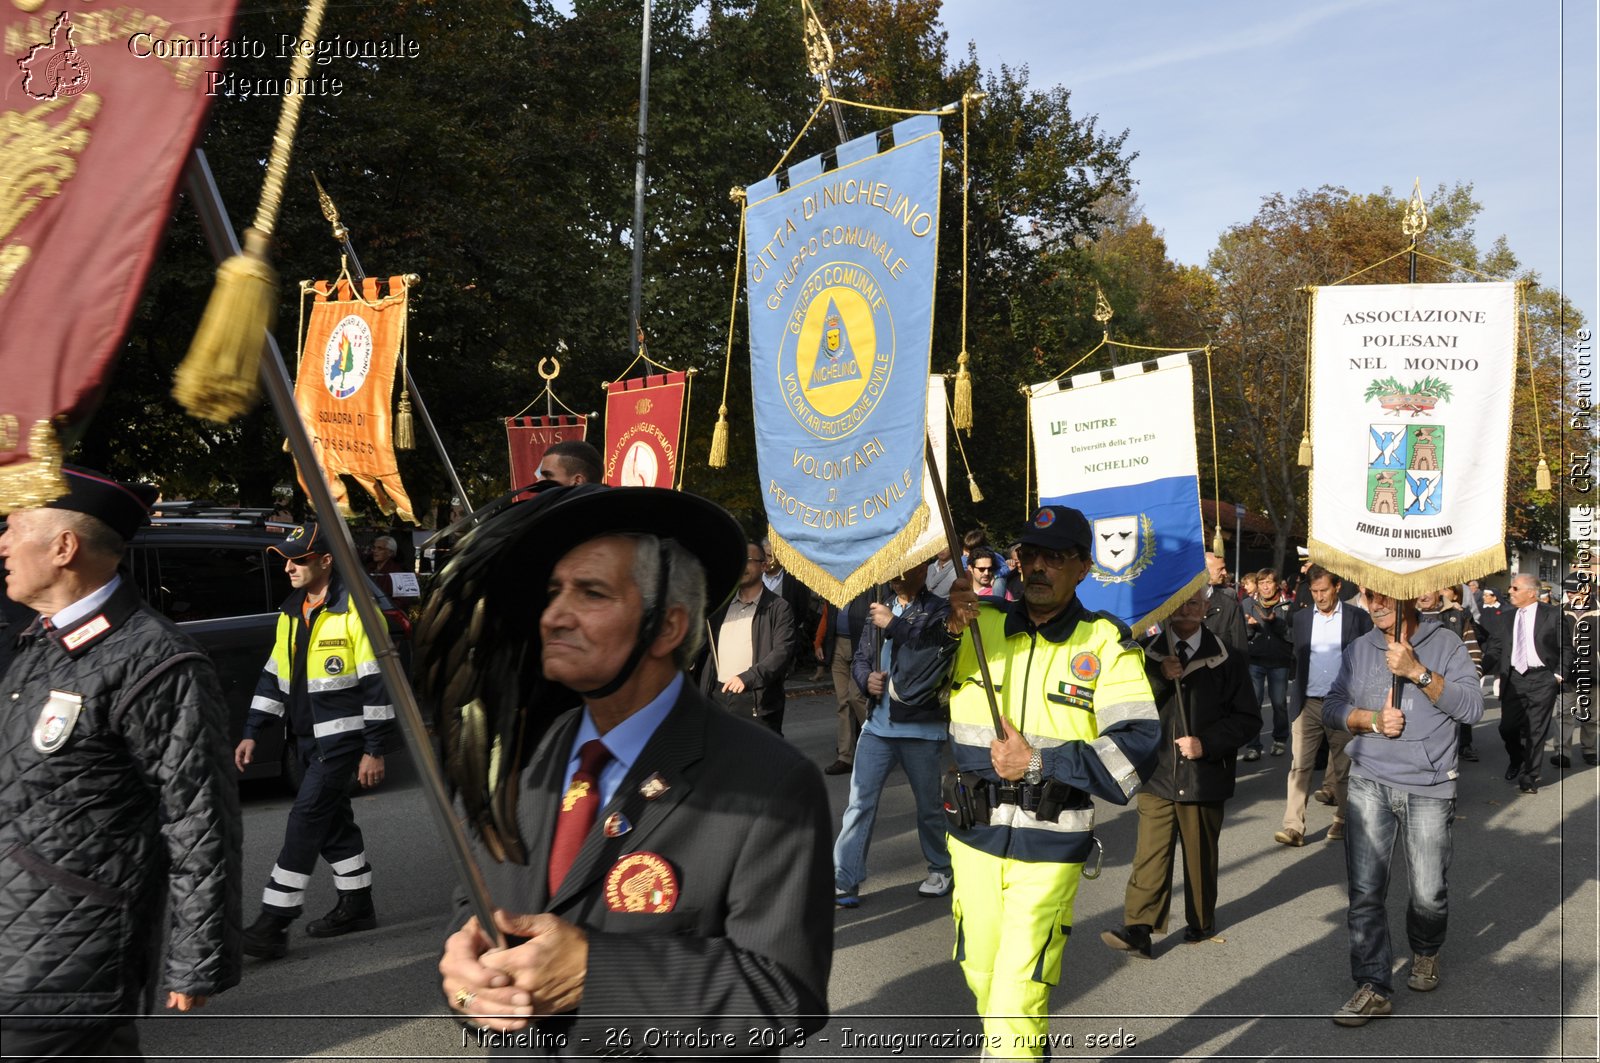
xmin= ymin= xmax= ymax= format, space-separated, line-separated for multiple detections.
xmin=246 ymin=578 xmax=394 ymax=757
xmin=949 ymin=597 xmax=1159 ymax=862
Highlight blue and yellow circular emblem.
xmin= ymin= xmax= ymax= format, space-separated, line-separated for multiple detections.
xmin=777 ymin=262 xmax=895 ymax=440
xmin=1070 ymin=651 xmax=1100 ymax=682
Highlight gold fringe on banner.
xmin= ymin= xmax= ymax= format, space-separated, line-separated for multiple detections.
xmin=1135 ymin=569 xmax=1210 ymax=634
xmin=769 ymin=503 xmax=931 ymax=609
xmin=171 ymin=0 xmax=330 ymax=422
xmin=0 ymin=421 xmax=68 ymax=512
xmin=1308 ymin=538 xmax=1508 ymax=601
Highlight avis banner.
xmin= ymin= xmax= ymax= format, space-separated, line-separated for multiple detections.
xmin=1306 ymin=281 xmax=1518 ymax=596
xmin=1029 ymin=354 xmax=1206 ymax=630
xmin=506 ymin=414 xmax=588 ymax=492
xmin=293 ymin=276 xmax=416 ymax=523
xmin=603 ymin=372 xmax=684 ymax=488
xmin=0 ymin=1 xmax=238 ymax=507
xmin=744 ymin=115 xmax=942 ymax=606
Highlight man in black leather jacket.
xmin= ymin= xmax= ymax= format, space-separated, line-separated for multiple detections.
xmin=0 ymin=467 xmax=241 ymax=1060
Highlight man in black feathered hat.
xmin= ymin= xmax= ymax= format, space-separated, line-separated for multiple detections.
xmin=424 ymin=485 xmax=832 ymax=1053
xmin=0 ymin=467 xmax=242 ymax=1058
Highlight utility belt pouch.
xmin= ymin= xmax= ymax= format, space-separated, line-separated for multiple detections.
xmin=1033 ymin=778 xmax=1083 ymax=823
xmin=941 ymin=768 xmax=975 ymax=830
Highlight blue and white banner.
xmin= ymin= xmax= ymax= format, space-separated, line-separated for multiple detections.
xmin=1029 ymin=354 xmax=1206 ymax=630
xmin=744 ymin=116 xmax=942 ymax=606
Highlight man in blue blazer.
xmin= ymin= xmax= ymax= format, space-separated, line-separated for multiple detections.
xmin=1275 ymin=566 xmax=1372 ymax=846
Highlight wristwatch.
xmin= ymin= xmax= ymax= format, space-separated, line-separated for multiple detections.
xmin=1415 ymin=668 xmax=1434 ymax=688
xmin=1024 ymin=748 xmax=1043 ymax=785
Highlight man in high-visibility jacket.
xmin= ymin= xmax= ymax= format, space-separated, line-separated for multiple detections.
xmin=943 ymin=505 xmax=1160 ymax=1059
xmin=235 ymin=523 xmax=395 ymax=958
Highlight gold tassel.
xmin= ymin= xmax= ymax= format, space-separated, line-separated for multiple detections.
xmin=968 ymin=474 xmax=984 ymax=503
xmin=709 ymin=405 xmax=730 ymax=468
xmin=1535 ymin=457 xmax=1552 ymax=491
xmin=1297 ymin=432 xmax=1312 ymax=467
xmin=395 ymin=389 xmax=414 ymax=450
xmin=172 ymin=227 xmax=276 ymax=422
xmin=1211 ymin=526 xmax=1225 ymax=556
xmin=953 ymin=350 xmax=974 ymax=432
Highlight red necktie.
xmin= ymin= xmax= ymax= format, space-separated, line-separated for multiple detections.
xmin=548 ymin=739 xmax=613 ymax=896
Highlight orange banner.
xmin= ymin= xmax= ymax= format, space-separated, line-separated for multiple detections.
xmin=293 ymin=276 xmax=415 ymax=522
xmin=602 ymin=373 xmax=685 ymax=489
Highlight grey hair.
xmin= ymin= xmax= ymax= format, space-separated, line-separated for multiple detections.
xmin=373 ymin=535 xmax=398 ymax=552
xmin=48 ymin=509 xmax=127 ymax=562
xmin=623 ymin=533 xmax=707 ymax=669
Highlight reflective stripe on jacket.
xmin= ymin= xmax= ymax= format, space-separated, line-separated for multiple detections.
xmin=245 ymin=579 xmax=394 ymax=757
xmin=948 ymin=597 xmax=1160 ymax=863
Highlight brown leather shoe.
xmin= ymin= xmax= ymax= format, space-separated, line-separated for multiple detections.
xmin=1273 ymin=828 xmax=1305 ymax=847
xmin=823 ymin=760 xmax=852 ymax=776
xmin=1313 ymin=787 xmax=1336 ymax=805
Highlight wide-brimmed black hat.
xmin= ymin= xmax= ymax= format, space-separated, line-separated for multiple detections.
xmin=412 ymin=484 xmax=746 ymax=864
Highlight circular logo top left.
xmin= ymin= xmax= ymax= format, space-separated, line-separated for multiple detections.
xmin=323 ymin=315 xmax=374 ymax=399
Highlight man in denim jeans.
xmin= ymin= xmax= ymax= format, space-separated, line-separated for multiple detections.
xmin=1323 ymin=587 xmax=1483 ymax=1026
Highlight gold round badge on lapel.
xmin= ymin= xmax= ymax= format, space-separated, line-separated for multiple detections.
xmin=604 ymin=852 xmax=678 ymax=914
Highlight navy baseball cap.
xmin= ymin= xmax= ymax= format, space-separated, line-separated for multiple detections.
xmin=267 ymin=522 xmax=328 ymax=560
xmin=1018 ymin=505 xmax=1092 ymax=553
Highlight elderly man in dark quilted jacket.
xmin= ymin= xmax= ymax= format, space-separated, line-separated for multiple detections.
xmin=0 ymin=467 xmax=242 ymax=1060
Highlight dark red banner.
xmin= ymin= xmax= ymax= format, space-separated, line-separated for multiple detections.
xmin=506 ymin=414 xmax=587 ymax=491
xmin=0 ymin=2 xmax=238 ymax=507
xmin=602 ymin=373 xmax=685 ymax=489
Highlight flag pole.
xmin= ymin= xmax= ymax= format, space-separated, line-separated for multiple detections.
xmin=311 ymin=173 xmax=474 ymax=516
xmin=628 ymin=0 xmax=652 ymax=358
xmin=185 ymin=149 xmax=506 ymax=949
xmin=925 ymin=436 xmax=1005 ymax=739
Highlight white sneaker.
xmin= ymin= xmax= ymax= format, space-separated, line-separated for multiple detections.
xmin=917 ymin=871 xmax=953 ymax=898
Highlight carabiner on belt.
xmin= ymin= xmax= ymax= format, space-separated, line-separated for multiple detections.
xmin=1081 ymin=835 xmax=1105 ymax=880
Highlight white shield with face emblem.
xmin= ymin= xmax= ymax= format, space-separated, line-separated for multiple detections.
xmin=1092 ymin=515 xmax=1140 ymax=574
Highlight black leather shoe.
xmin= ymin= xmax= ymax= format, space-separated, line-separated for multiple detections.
xmin=823 ymin=760 xmax=852 ymax=776
xmin=1584 ymin=752 xmax=1598 ymax=766
xmin=1504 ymin=764 xmax=1520 ymax=781
xmin=243 ymin=912 xmax=292 ymax=959
xmin=1183 ymin=925 xmax=1213 ymax=943
xmin=1459 ymin=746 xmax=1478 ymax=762
xmin=306 ymin=889 xmax=377 ymax=938
xmin=1551 ymin=753 xmax=1572 ymax=768
xmin=1100 ymin=926 xmax=1153 ymax=959
xmin=1519 ymin=782 xmax=1539 ymax=795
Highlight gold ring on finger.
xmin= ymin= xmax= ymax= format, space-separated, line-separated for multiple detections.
xmin=454 ymin=988 xmax=476 ymax=1008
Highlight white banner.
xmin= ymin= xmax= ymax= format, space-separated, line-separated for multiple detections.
xmin=1307 ymin=281 xmax=1518 ymax=596
xmin=907 ymin=375 xmax=950 ymax=563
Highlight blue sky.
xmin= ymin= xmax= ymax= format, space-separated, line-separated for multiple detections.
xmin=937 ymin=0 xmax=1597 ymax=335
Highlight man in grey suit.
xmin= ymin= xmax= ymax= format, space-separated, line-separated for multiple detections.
xmin=433 ymin=486 xmax=832 ymax=1054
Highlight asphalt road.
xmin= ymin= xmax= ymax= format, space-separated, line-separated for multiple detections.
xmin=138 ymin=684 xmax=1598 ymax=1061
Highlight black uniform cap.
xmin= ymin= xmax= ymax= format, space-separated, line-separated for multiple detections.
xmin=1018 ymin=505 xmax=1092 ymax=553
xmin=43 ymin=466 xmax=158 ymax=542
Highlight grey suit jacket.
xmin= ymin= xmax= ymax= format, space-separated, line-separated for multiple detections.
xmin=455 ymin=680 xmax=833 ymax=1057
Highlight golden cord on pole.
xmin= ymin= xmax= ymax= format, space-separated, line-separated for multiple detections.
xmin=952 ymin=90 xmax=984 ymax=433
xmin=395 ymin=284 xmax=414 ymax=450
xmin=173 ymin=0 xmax=330 ymax=422
xmin=1203 ymin=345 xmax=1226 ymax=555
xmin=1298 ymin=289 xmax=1314 ymax=466
xmin=710 ymin=192 xmax=747 ymax=469
xmin=1519 ymin=283 xmax=1553 ymax=491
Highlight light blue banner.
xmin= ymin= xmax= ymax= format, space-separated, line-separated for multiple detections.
xmin=745 ymin=117 xmax=942 ymax=606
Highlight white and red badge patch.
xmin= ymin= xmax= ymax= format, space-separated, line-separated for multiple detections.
xmin=604 ymin=852 xmax=678 ymax=914
xmin=32 ymin=690 xmax=84 ymax=754
xmin=61 ymin=615 xmax=110 ymax=651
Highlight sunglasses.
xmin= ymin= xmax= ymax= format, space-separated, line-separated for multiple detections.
xmin=1016 ymin=546 xmax=1072 ymax=569
xmin=284 ymin=555 xmax=319 ymax=567
xmin=971 ymin=565 xmax=994 ymax=573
